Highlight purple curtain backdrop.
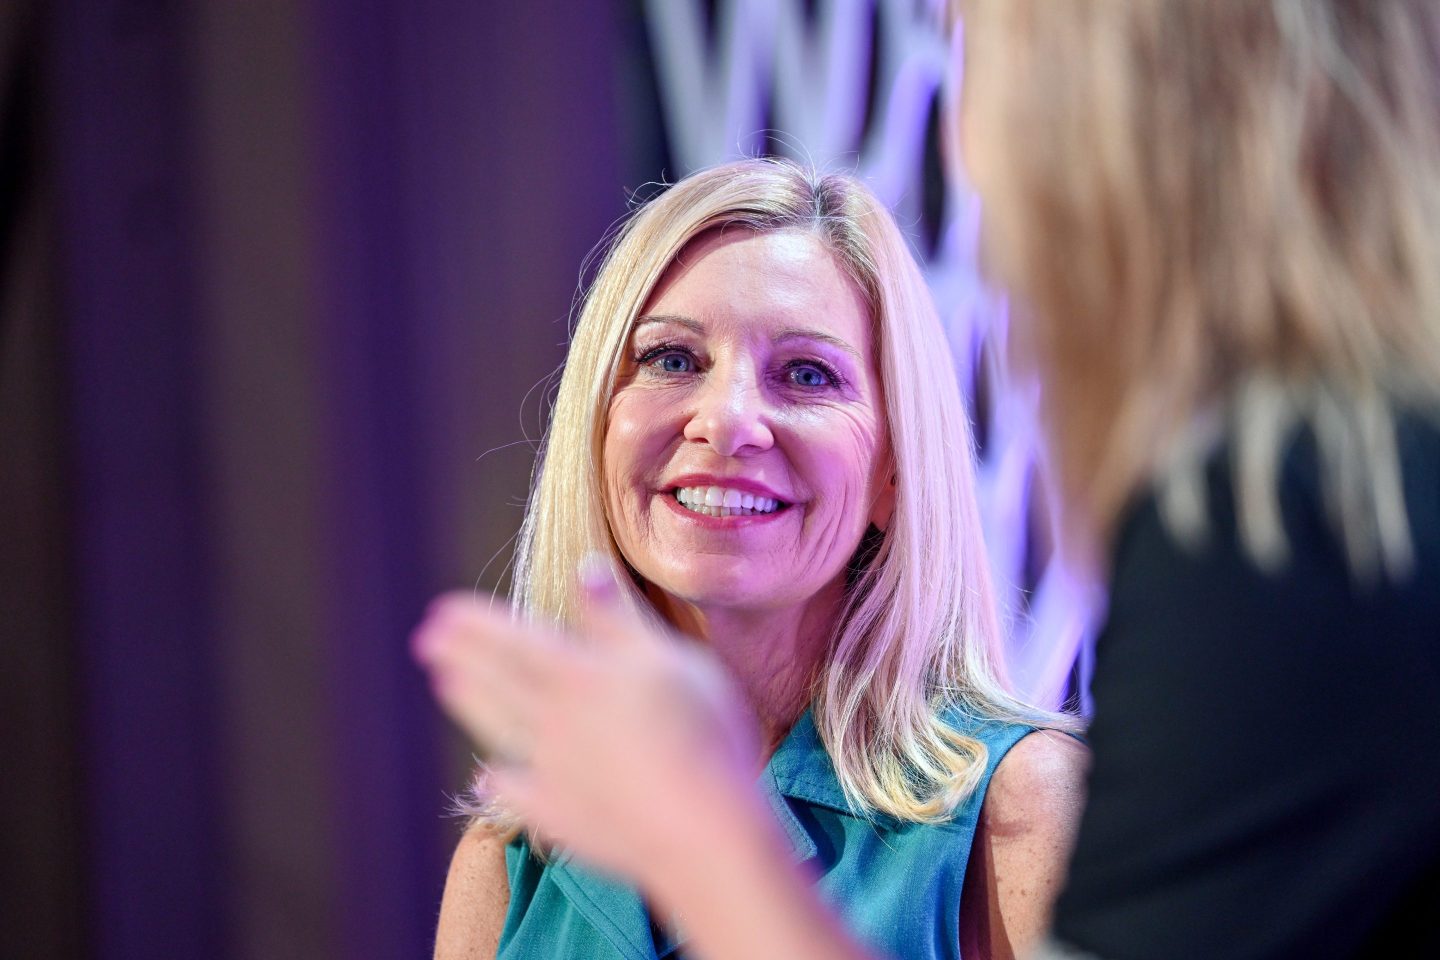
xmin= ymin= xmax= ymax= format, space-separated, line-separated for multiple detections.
xmin=4 ymin=2 xmax=643 ymax=958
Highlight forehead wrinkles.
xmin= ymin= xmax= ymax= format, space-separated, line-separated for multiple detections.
xmin=646 ymin=223 xmax=868 ymax=303
xmin=640 ymin=238 xmax=872 ymax=343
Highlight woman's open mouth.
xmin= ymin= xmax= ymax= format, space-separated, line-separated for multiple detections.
xmin=671 ymin=485 xmax=789 ymax=519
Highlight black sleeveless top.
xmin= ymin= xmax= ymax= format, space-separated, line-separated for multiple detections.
xmin=1053 ymin=414 xmax=1440 ymax=958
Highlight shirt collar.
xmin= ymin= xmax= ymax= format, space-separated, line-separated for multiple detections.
xmin=764 ymin=706 xmax=854 ymax=818
xmin=547 ymin=706 xmax=845 ymax=958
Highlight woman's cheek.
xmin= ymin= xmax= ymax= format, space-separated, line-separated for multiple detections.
xmin=791 ymin=406 xmax=884 ymax=478
xmin=608 ymin=385 xmax=681 ymax=445
xmin=605 ymin=394 xmax=653 ymax=478
xmin=604 ymin=391 xmax=672 ymax=539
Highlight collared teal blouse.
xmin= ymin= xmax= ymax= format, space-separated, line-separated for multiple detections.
xmin=497 ymin=707 xmax=1036 ymax=960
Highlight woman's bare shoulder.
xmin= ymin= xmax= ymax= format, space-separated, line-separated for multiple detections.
xmin=987 ymin=729 xmax=1089 ymax=829
xmin=433 ymin=822 xmax=516 ymax=960
xmin=961 ymin=730 xmax=1089 ymax=960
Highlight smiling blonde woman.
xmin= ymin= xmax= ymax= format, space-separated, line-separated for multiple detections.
xmin=414 ymin=158 xmax=1086 ymax=960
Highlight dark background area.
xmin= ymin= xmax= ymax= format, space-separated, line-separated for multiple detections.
xmin=1 ymin=2 xmax=667 ymax=957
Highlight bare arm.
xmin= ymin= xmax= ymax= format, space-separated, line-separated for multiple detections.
xmin=961 ymin=730 xmax=1089 ymax=960
xmin=433 ymin=823 xmax=512 ymax=960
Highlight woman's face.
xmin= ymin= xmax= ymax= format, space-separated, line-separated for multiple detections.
xmin=603 ymin=227 xmax=892 ymax=616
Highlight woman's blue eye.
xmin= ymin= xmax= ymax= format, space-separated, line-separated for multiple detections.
xmin=655 ymin=352 xmax=693 ymax=373
xmin=788 ymin=363 xmax=833 ymax=388
xmin=634 ymin=344 xmax=698 ymax=374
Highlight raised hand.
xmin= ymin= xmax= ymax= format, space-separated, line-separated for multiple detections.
xmin=410 ymin=558 xmax=759 ymax=889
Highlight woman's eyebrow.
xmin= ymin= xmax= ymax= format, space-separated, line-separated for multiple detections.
xmin=633 ymin=314 xmax=704 ymax=334
xmin=774 ymin=328 xmax=863 ymax=363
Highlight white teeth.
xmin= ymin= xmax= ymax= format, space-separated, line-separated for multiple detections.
xmin=672 ymin=485 xmax=784 ymax=518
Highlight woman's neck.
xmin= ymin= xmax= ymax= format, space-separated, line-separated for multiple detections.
xmin=646 ymin=579 xmax=844 ymax=758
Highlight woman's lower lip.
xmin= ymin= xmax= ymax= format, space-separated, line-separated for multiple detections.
xmin=657 ymin=492 xmax=789 ymax=527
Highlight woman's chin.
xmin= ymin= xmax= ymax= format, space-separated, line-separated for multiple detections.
xmin=646 ymin=562 xmax=800 ymax=613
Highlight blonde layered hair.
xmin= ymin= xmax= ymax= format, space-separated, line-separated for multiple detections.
xmin=506 ymin=158 xmax=1069 ymax=824
xmin=960 ymin=0 xmax=1440 ymax=578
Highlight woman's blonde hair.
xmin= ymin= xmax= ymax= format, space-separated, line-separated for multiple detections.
xmin=496 ymin=157 xmax=1070 ymax=825
xmin=960 ymin=0 xmax=1440 ymax=578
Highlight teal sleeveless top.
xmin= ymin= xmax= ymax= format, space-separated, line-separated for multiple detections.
xmin=497 ymin=707 xmax=1036 ymax=960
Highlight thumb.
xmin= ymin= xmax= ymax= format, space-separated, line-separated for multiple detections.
xmin=576 ymin=551 xmax=658 ymax=650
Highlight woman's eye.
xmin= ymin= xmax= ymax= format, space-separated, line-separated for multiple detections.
xmin=634 ymin=345 xmax=698 ymax=374
xmin=787 ymin=362 xmax=835 ymax=388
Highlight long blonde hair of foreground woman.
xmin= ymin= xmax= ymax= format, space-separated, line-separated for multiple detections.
xmin=481 ymin=158 xmax=1073 ymax=827
xmin=960 ymin=0 xmax=1440 ymax=579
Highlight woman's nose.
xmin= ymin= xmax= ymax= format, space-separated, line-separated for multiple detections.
xmin=682 ymin=365 xmax=774 ymax=456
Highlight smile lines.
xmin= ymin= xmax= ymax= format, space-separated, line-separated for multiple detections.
xmin=674 ymin=485 xmax=785 ymax=518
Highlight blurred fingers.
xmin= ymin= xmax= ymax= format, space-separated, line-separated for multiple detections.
xmin=411 ymin=593 xmax=562 ymax=761
xmin=413 ymin=593 xmax=557 ymax=691
xmin=576 ymin=552 xmax=666 ymax=651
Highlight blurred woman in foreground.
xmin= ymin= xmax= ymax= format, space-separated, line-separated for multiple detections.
xmin=414 ymin=160 xmax=1085 ymax=959
xmin=958 ymin=1 xmax=1440 ymax=956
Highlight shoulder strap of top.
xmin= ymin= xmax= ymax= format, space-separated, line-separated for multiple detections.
xmin=942 ymin=707 xmax=1039 ymax=829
